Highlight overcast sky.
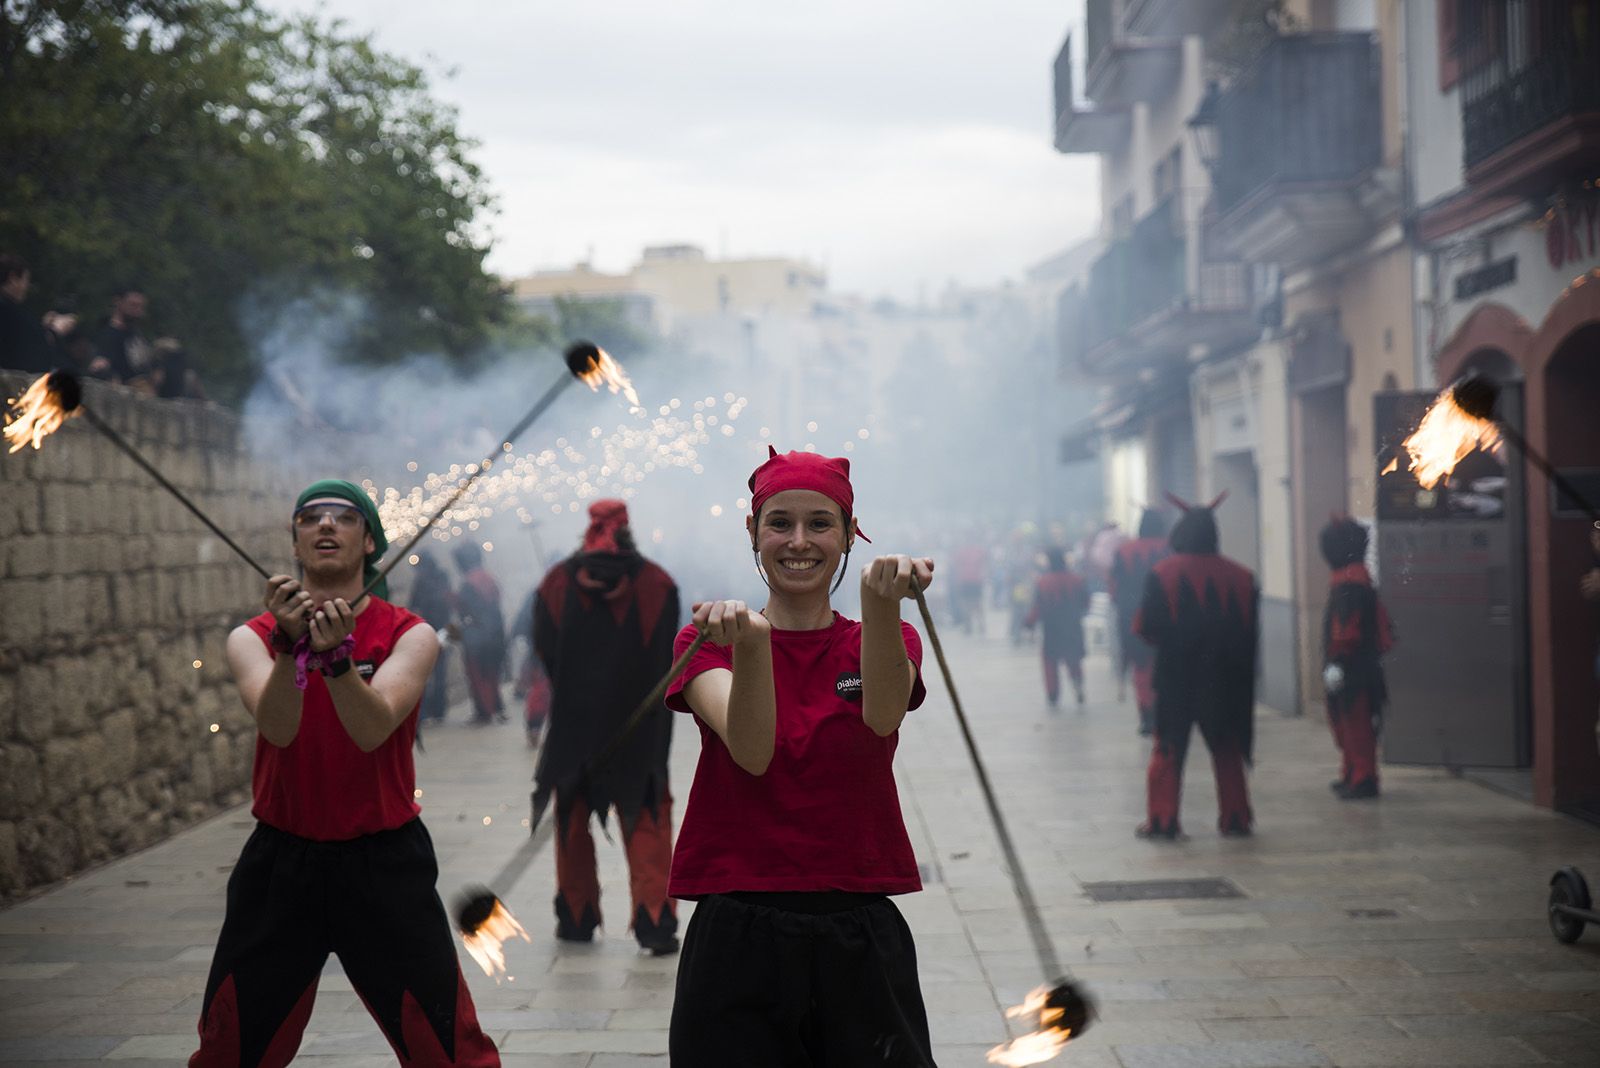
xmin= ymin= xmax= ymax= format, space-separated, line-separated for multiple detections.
xmin=267 ymin=1 xmax=1099 ymax=300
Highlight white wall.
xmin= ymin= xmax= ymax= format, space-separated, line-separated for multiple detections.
xmin=1405 ymin=0 xmax=1466 ymax=210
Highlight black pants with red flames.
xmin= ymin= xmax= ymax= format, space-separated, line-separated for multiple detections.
xmin=189 ymin=819 xmax=499 ymax=1068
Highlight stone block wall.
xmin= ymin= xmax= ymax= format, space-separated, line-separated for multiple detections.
xmin=0 ymin=373 xmax=361 ymax=901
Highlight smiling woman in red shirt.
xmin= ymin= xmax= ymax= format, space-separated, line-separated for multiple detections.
xmin=664 ymin=448 xmax=938 ymax=1067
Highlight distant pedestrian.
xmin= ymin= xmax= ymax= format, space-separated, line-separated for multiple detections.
xmin=1111 ymin=508 xmax=1169 ymax=734
xmin=1135 ymin=496 xmax=1258 ymax=840
xmin=452 ymin=542 xmax=507 ymax=726
xmin=508 ymin=588 xmax=553 ymax=746
xmin=409 ymin=551 xmax=454 ymax=724
xmin=1024 ymin=546 xmax=1090 ymax=708
xmin=0 ymin=254 xmax=76 ymax=373
xmin=1320 ymin=516 xmax=1393 ymax=800
xmin=90 ymin=285 xmax=148 ymax=382
xmin=532 ymin=500 xmax=680 ymax=953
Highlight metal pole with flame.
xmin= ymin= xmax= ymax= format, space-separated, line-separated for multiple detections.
xmin=1385 ymin=374 xmax=1599 ymax=522
xmin=4 ymin=370 xmax=272 ymax=578
xmin=907 ymin=578 xmax=1093 ymax=1064
xmin=359 ymin=339 xmax=640 ymax=601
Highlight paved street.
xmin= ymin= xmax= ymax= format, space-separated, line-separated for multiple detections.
xmin=3 ymin=614 xmax=1600 ymax=1066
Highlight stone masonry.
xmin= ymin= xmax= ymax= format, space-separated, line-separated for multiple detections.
xmin=0 ymin=372 xmax=363 ymax=901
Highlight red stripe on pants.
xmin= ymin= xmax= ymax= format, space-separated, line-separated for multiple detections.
xmin=555 ymin=796 xmax=676 ymax=932
xmin=1334 ymin=692 xmax=1379 ymax=787
xmin=1132 ymin=664 xmax=1155 ymax=715
xmin=1145 ymin=730 xmax=1252 ymax=832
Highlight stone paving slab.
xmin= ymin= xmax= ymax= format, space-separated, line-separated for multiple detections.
xmin=3 ymin=614 xmax=1600 ymax=1065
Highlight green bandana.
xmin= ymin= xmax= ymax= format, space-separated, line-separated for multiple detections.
xmin=294 ymin=478 xmax=390 ymax=601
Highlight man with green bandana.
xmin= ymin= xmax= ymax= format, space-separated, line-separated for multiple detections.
xmin=189 ymin=479 xmax=500 ymax=1067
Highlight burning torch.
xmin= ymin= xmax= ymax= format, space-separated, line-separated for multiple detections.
xmin=4 ymin=370 xmax=272 ymax=578
xmin=359 ymin=340 xmax=639 ymax=601
xmin=907 ymin=578 xmax=1093 ymax=1063
xmin=1387 ymin=373 xmax=1599 ymax=521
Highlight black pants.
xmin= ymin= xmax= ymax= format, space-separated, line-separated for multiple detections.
xmin=670 ymin=892 xmax=937 ymax=1067
xmin=190 ymin=819 xmax=499 ymax=1068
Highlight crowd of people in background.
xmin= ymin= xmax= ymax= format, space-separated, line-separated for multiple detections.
xmin=0 ymin=253 xmax=205 ymax=398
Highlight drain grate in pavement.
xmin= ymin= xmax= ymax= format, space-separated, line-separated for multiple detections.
xmin=1081 ymin=877 xmax=1244 ymax=902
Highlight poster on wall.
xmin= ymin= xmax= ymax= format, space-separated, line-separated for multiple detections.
xmin=1374 ymin=392 xmax=1507 ymax=522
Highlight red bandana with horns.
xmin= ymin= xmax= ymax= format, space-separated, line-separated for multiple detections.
xmin=748 ymin=447 xmax=870 ymax=542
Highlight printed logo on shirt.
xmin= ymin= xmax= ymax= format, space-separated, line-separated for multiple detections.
xmin=835 ymin=672 xmax=863 ymax=701
xmin=356 ymin=659 xmax=377 ymax=680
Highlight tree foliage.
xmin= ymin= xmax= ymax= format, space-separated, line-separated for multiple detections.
xmin=0 ymin=0 xmax=509 ymax=400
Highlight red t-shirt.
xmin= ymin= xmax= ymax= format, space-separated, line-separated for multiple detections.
xmin=665 ymin=612 xmax=927 ymax=899
xmin=244 ymin=599 xmax=426 ymax=841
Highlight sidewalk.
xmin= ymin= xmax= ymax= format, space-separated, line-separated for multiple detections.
xmin=2 ymin=617 xmax=1599 ymax=1066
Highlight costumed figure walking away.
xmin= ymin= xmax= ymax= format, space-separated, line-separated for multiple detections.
xmin=191 ymin=480 xmax=498 ymax=1067
xmin=532 ymin=500 xmax=681 ymax=954
xmin=1320 ymin=516 xmax=1393 ymax=800
xmin=409 ymin=551 xmax=455 ymax=724
xmin=1135 ymin=495 xmax=1258 ymax=840
xmin=1024 ymin=546 xmax=1091 ymax=708
xmin=1111 ymin=508 xmax=1170 ymax=734
xmin=452 ymin=542 xmax=507 ymax=725
xmin=666 ymin=448 xmax=938 ymax=1067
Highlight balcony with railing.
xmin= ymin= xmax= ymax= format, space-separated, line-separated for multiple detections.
xmin=1207 ymin=32 xmax=1392 ymax=271
xmin=1075 ymin=195 xmax=1255 ymax=375
xmin=1460 ymin=0 xmax=1600 ymax=195
xmin=1083 ymin=0 xmax=1180 ymax=107
xmin=1053 ymin=32 xmax=1130 ymax=154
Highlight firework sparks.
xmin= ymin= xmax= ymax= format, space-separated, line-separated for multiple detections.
xmin=570 ymin=345 xmax=642 ymax=413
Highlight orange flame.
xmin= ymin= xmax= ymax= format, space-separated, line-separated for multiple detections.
xmin=986 ymin=985 xmax=1074 ymax=1065
xmin=1392 ymin=387 xmax=1501 ymax=490
xmin=575 ymin=346 xmax=642 ymax=411
xmin=461 ymin=899 xmax=531 ymax=982
xmin=4 ymin=374 xmax=74 ymax=453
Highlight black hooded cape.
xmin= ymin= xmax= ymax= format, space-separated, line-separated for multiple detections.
xmin=532 ymin=550 xmax=679 ymax=833
xmin=1135 ymin=552 xmax=1259 ymax=760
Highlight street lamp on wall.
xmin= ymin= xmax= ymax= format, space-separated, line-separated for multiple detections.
xmin=1187 ymin=80 xmax=1224 ymax=175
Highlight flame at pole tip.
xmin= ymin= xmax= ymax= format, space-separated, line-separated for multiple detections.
xmin=1389 ymin=380 xmax=1503 ymax=491
xmin=564 ymin=339 xmax=641 ymax=411
xmin=455 ymin=887 xmax=530 ymax=982
xmin=985 ymin=981 xmax=1093 ymax=1066
xmin=4 ymin=369 xmax=83 ymax=453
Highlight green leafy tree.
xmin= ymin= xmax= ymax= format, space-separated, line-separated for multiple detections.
xmin=0 ymin=0 xmax=508 ymax=401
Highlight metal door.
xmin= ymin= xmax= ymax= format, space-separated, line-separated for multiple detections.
xmin=1373 ymin=388 xmax=1530 ymax=768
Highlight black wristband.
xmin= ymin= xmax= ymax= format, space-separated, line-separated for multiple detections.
xmin=269 ymin=626 xmax=295 ymax=654
xmin=322 ymin=655 xmax=354 ymax=679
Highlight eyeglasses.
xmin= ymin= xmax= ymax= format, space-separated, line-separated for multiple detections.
xmin=293 ymin=504 xmax=366 ymax=530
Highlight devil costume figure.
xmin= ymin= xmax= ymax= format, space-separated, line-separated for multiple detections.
xmin=1320 ymin=516 xmax=1393 ymax=800
xmin=1025 ymin=546 xmax=1091 ymax=707
xmin=533 ymin=499 xmax=680 ymax=953
xmin=191 ymin=480 xmax=498 ymax=1068
xmin=1111 ymin=508 xmax=1170 ymax=734
xmin=1135 ymin=496 xmax=1258 ymax=839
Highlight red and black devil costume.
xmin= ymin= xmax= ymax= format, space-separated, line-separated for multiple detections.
xmin=1111 ymin=508 xmax=1170 ymax=734
xmin=1135 ymin=495 xmax=1258 ymax=838
xmin=1024 ymin=546 xmax=1090 ymax=707
xmin=532 ymin=499 xmax=680 ymax=952
xmin=1320 ymin=516 xmax=1393 ymax=800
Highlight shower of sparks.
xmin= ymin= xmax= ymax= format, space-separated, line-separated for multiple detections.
xmin=372 ymin=394 xmax=774 ymax=545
